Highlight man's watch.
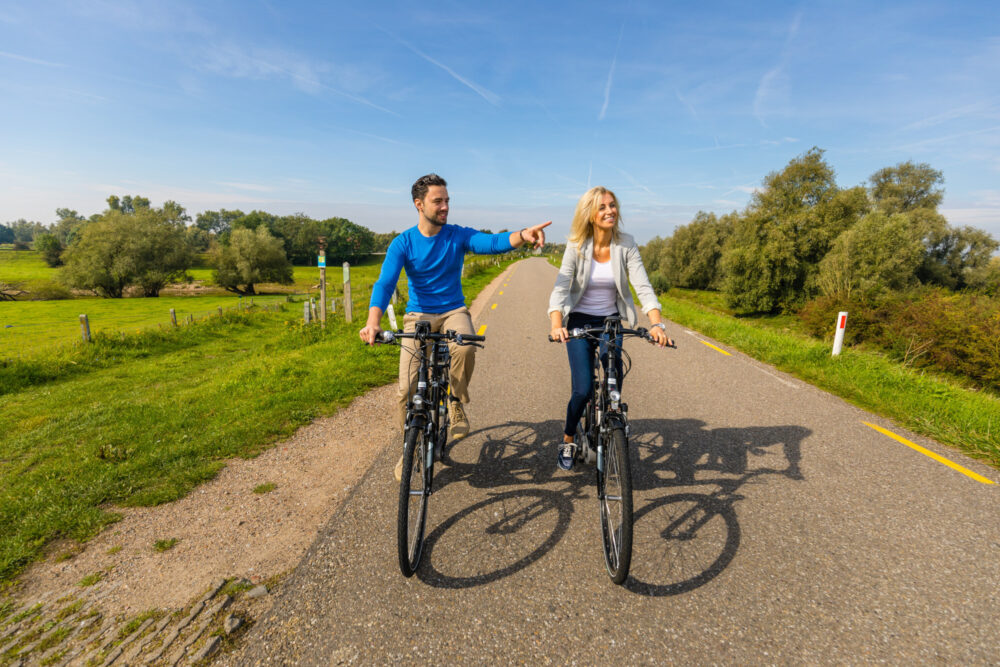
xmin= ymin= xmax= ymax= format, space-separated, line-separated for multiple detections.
xmin=651 ymin=323 xmax=666 ymax=332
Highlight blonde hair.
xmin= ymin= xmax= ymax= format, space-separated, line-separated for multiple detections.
xmin=568 ymin=186 xmax=622 ymax=248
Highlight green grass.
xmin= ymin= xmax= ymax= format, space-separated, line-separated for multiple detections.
xmin=1 ymin=295 xmax=289 ymax=357
xmin=153 ymin=538 xmax=178 ymax=552
xmin=77 ymin=572 xmax=103 ymax=587
xmin=252 ymin=482 xmax=276 ymax=494
xmin=0 ymin=254 xmax=403 ymax=359
xmin=0 ymin=255 xmax=514 ymax=584
xmin=0 ymin=248 xmax=53 ymax=282
xmin=659 ymin=292 xmax=1000 ymax=468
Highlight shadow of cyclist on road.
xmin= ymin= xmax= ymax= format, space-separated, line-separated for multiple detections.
xmin=417 ymin=418 xmax=809 ymax=593
xmin=625 ymin=418 xmax=810 ymax=596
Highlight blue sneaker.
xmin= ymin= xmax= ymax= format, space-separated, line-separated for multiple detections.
xmin=557 ymin=441 xmax=576 ymax=471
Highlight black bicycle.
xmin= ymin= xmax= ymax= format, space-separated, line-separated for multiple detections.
xmin=551 ymin=315 xmax=672 ymax=584
xmin=376 ymin=322 xmax=485 ymax=577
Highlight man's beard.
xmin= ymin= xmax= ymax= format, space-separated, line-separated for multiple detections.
xmin=426 ymin=214 xmax=446 ymax=226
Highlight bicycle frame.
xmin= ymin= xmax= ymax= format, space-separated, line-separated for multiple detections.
xmin=405 ymin=321 xmax=452 ymax=496
xmin=581 ymin=317 xmax=631 ymax=477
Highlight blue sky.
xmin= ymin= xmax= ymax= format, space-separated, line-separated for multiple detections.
xmin=1 ymin=0 xmax=998 ymax=243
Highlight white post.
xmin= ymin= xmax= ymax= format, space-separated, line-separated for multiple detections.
xmin=303 ymin=301 xmax=311 ymax=324
xmin=386 ymin=304 xmax=398 ymax=331
xmin=832 ymin=311 xmax=848 ymax=356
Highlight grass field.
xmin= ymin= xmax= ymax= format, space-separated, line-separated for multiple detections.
xmin=0 ymin=254 xmax=405 ymax=358
xmin=0 ymin=249 xmax=51 ymax=283
xmin=0 ymin=254 xmax=517 ymax=583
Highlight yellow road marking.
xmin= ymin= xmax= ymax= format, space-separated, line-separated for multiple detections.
xmin=477 ymin=325 xmax=487 ymax=335
xmin=863 ymin=422 xmax=995 ymax=485
xmin=499 ymin=290 xmax=504 ymax=295
xmin=491 ymin=303 xmax=497 ymax=310
xmin=700 ymin=340 xmax=731 ymax=356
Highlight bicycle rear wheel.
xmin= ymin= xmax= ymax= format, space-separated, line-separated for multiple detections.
xmin=397 ymin=424 xmax=429 ymax=577
xmin=598 ymin=426 xmax=633 ymax=584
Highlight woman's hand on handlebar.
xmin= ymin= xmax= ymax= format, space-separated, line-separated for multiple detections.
xmin=549 ymin=326 xmax=569 ymax=343
xmin=648 ymin=326 xmax=673 ymax=348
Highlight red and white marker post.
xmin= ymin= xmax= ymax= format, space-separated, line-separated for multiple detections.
xmin=832 ymin=311 xmax=848 ymax=356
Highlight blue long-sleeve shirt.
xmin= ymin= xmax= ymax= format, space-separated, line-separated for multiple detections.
xmin=370 ymin=225 xmax=514 ymax=314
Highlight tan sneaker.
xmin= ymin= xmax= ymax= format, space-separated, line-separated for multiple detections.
xmin=449 ymin=401 xmax=470 ymax=439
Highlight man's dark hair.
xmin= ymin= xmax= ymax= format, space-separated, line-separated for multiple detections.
xmin=411 ymin=173 xmax=447 ymax=202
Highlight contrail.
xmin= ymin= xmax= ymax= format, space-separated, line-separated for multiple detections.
xmin=382 ymin=29 xmax=500 ymax=107
xmin=599 ymin=14 xmax=627 ymax=120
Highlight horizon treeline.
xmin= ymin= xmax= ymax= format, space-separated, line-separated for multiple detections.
xmin=641 ymin=148 xmax=999 ymax=312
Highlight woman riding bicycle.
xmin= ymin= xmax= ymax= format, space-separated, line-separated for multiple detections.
xmin=548 ymin=186 xmax=673 ymax=471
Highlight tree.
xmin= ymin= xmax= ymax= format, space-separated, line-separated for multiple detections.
xmin=34 ymin=233 xmax=64 ymax=267
xmin=658 ymin=211 xmax=734 ymax=290
xmin=6 ymin=219 xmax=46 ymax=244
xmin=106 ymin=195 xmax=151 ymax=214
xmin=317 ymin=217 xmax=376 ymax=263
xmin=921 ymin=225 xmax=999 ymax=290
xmin=869 ymin=161 xmax=944 ymax=213
xmin=817 ymin=211 xmax=924 ymax=299
xmin=61 ymin=206 xmax=194 ymax=297
xmin=373 ymin=231 xmax=399 ymax=252
xmin=720 ymin=148 xmax=868 ymax=313
xmin=209 ymin=227 xmax=293 ymax=295
xmin=52 ymin=208 xmax=87 ymax=245
xmin=0 ymin=224 xmax=13 ymax=244
xmin=195 ymin=208 xmax=244 ymax=236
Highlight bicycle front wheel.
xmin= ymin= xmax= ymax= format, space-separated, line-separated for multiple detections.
xmin=599 ymin=426 xmax=633 ymax=584
xmin=397 ymin=424 xmax=429 ymax=577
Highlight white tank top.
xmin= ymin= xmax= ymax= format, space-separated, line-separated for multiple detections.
xmin=572 ymin=259 xmax=617 ymax=316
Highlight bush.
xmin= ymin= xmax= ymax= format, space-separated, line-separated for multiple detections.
xmin=26 ymin=280 xmax=73 ymax=300
xmin=799 ymin=289 xmax=1000 ymax=392
xmin=649 ymin=272 xmax=671 ymax=293
xmin=34 ymin=234 xmax=64 ymax=267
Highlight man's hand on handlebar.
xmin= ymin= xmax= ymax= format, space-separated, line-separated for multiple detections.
xmin=359 ymin=324 xmax=382 ymax=346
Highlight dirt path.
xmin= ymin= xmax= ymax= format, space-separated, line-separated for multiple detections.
xmin=8 ymin=264 xmax=513 ymax=621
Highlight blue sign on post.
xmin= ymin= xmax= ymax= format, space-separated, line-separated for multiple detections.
xmin=318 ymin=255 xmax=326 ymax=267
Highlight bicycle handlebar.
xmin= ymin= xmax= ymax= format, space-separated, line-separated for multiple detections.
xmin=548 ymin=326 xmax=676 ymax=348
xmin=376 ymin=329 xmax=486 ymax=345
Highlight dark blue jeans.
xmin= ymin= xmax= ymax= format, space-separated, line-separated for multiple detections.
xmin=563 ymin=312 xmax=624 ymax=438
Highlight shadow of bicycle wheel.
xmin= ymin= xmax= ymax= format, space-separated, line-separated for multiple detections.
xmin=418 ymin=488 xmax=573 ymax=589
xmin=625 ymin=492 xmax=741 ymax=596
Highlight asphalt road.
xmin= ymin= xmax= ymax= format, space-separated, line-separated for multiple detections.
xmin=225 ymin=257 xmax=1000 ymax=664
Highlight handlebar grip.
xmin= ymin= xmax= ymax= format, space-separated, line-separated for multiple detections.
xmin=455 ymin=333 xmax=485 ymax=344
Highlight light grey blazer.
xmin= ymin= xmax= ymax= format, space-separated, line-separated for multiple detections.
xmin=548 ymin=232 xmax=661 ymax=327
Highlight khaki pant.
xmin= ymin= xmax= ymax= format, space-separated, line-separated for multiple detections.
xmin=397 ymin=307 xmax=476 ymax=431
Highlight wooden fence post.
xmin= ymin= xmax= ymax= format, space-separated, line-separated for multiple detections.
xmin=303 ymin=301 xmax=311 ymax=323
xmin=343 ymin=262 xmax=353 ymax=324
xmin=170 ymin=309 xmax=177 ymax=326
xmin=79 ymin=314 xmax=91 ymax=343
xmin=217 ymin=306 xmax=223 ymax=317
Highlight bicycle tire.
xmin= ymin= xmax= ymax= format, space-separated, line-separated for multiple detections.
xmin=598 ymin=426 xmax=633 ymax=584
xmin=397 ymin=423 xmax=429 ymax=577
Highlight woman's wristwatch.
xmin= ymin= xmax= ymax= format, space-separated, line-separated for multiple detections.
xmin=651 ymin=323 xmax=666 ymax=332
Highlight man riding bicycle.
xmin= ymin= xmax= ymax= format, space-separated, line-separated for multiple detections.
xmin=359 ymin=173 xmax=550 ymax=480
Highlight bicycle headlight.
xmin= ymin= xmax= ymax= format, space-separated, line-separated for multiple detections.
xmin=609 ymin=390 xmax=621 ymax=403
xmin=413 ymin=395 xmax=424 ymax=407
